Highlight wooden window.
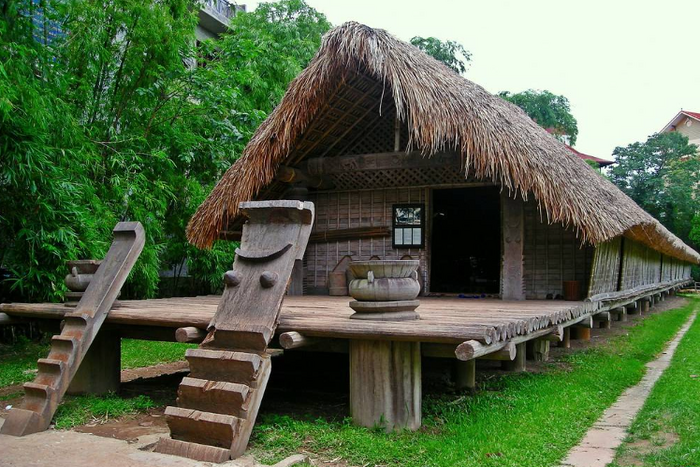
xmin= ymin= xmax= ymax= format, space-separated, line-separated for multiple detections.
xmin=392 ymin=204 xmax=424 ymax=248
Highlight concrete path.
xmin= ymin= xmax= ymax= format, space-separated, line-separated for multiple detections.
xmin=0 ymin=419 xmax=307 ymax=467
xmin=560 ymin=311 xmax=697 ymax=467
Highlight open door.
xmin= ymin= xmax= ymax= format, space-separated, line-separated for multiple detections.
xmin=430 ymin=187 xmax=501 ymax=294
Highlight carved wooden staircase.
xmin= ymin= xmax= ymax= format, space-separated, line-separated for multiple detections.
xmin=155 ymin=200 xmax=314 ymax=463
xmin=0 ymin=222 xmax=145 ymax=436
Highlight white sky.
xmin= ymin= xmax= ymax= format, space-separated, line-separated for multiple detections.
xmin=246 ymin=0 xmax=700 ymax=160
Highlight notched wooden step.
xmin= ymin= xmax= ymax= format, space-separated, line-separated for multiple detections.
xmin=177 ymin=377 xmax=251 ymax=418
xmin=185 ymin=349 xmax=265 ymax=386
xmin=154 ymin=438 xmax=231 ymax=463
xmin=37 ymin=358 xmax=65 ymax=376
xmin=202 ymin=327 xmax=273 ymax=352
xmin=21 ymin=382 xmax=53 ymax=412
xmin=165 ymin=406 xmax=240 ymax=449
xmin=48 ymin=335 xmax=79 ymax=362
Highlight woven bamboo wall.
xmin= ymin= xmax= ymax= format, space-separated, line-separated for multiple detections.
xmin=305 ymin=187 xmax=430 ymax=294
xmin=587 ymin=237 xmax=622 ymax=297
xmin=589 ymin=238 xmax=692 ymax=299
xmin=522 ymin=199 xmax=594 ymax=299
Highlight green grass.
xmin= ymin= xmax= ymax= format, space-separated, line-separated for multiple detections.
xmin=120 ymin=339 xmax=195 ymax=369
xmin=0 ymin=338 xmax=193 ymax=389
xmin=250 ymin=299 xmax=698 ymax=467
xmin=53 ymin=393 xmax=155 ymax=429
xmin=0 ymin=337 xmax=52 ymax=387
xmin=611 ymin=299 xmax=700 ymax=467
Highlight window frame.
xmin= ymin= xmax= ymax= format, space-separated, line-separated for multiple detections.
xmin=392 ymin=203 xmax=425 ymax=249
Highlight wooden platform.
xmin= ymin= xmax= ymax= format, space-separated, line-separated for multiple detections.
xmin=1 ymin=296 xmax=597 ymax=345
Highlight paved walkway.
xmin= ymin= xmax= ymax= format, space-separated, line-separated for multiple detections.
xmin=0 ymin=421 xmax=306 ymax=467
xmin=560 ymin=311 xmax=697 ymax=467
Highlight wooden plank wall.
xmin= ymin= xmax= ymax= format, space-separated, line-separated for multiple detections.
xmin=522 ymin=198 xmax=594 ymax=299
xmin=305 ymin=187 xmax=430 ymax=294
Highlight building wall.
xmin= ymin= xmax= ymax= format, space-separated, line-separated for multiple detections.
xmin=305 ymin=187 xmax=430 ymax=294
xmin=522 ymin=197 xmax=594 ymax=299
xmin=674 ymin=116 xmax=700 ymax=147
xmin=304 ymin=185 xmax=594 ymax=299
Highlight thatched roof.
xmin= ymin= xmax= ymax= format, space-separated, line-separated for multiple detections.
xmin=187 ymin=22 xmax=700 ymax=264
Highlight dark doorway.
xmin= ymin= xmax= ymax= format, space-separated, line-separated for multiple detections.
xmin=430 ymin=187 xmax=501 ymax=294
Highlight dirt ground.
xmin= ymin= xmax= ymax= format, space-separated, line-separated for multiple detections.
xmin=0 ymin=296 xmax=687 ymax=466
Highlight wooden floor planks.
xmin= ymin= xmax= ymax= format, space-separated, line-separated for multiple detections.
xmin=1 ymin=296 xmax=595 ymax=345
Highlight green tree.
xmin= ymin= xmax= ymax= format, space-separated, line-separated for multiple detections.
xmin=609 ymin=132 xmax=699 ymax=244
xmin=499 ymin=89 xmax=579 ymax=146
xmin=410 ymin=36 xmax=471 ymax=74
xmin=0 ymin=0 xmax=330 ymax=301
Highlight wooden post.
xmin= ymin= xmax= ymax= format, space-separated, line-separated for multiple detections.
xmin=67 ymin=330 xmax=121 ymax=395
xmin=453 ymin=359 xmax=475 ymax=391
xmin=642 ymin=299 xmax=650 ymax=314
xmin=571 ymin=326 xmax=591 ymax=341
xmin=349 ymin=340 xmax=421 ymax=432
xmin=559 ymin=327 xmax=571 ymax=348
xmin=501 ymin=193 xmax=525 ymax=300
xmin=502 ymin=342 xmax=526 ymax=372
xmin=594 ymin=312 xmax=612 ymax=330
xmin=531 ymin=339 xmax=550 ymax=362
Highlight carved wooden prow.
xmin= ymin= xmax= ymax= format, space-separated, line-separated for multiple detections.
xmin=0 ymin=222 xmax=145 ymax=436
xmin=155 ymin=200 xmax=314 ymax=463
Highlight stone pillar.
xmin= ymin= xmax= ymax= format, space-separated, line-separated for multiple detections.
xmin=349 ymin=340 xmax=421 ymax=432
xmin=501 ymin=193 xmax=525 ymax=300
xmin=68 ymin=330 xmax=121 ymax=395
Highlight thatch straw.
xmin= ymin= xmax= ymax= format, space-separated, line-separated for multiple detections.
xmin=186 ymin=22 xmax=699 ymax=264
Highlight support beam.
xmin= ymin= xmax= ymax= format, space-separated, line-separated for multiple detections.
xmin=570 ymin=324 xmax=591 ymax=341
xmin=275 ymin=165 xmax=334 ymax=190
xmin=502 ymin=342 xmax=526 ymax=372
xmin=501 ymin=193 xmax=525 ymax=300
xmin=176 ymin=327 xmax=207 ymax=343
xmin=544 ymin=325 xmax=564 ymax=343
xmin=453 ymin=359 xmax=475 ymax=391
xmin=530 ymin=339 xmax=550 ymax=362
xmin=477 ymin=341 xmax=516 ymax=361
xmin=279 ymin=331 xmax=319 ymax=349
xmin=306 ymin=151 xmax=461 ymax=176
xmin=349 ymin=340 xmax=421 ymax=432
xmin=67 ymin=330 xmax=121 ymax=395
xmin=594 ymin=311 xmax=612 ymax=329
xmin=559 ymin=327 xmax=571 ymax=348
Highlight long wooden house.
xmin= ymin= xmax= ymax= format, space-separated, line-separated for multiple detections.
xmin=187 ymin=22 xmax=698 ymax=302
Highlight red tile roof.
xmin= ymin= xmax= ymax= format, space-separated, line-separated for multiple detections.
xmin=567 ymin=145 xmax=614 ymax=167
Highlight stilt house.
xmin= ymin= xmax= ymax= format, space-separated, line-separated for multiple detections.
xmin=187 ymin=22 xmax=699 ymax=303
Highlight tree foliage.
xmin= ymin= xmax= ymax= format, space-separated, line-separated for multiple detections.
xmin=410 ymin=36 xmax=471 ymax=74
xmin=499 ymin=89 xmax=578 ymax=146
xmin=609 ymin=132 xmax=699 ymax=245
xmin=0 ymin=0 xmax=330 ymax=301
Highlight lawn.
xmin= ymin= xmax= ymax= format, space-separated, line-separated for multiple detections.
xmin=611 ymin=299 xmax=700 ymax=467
xmin=249 ymin=298 xmax=698 ymax=467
